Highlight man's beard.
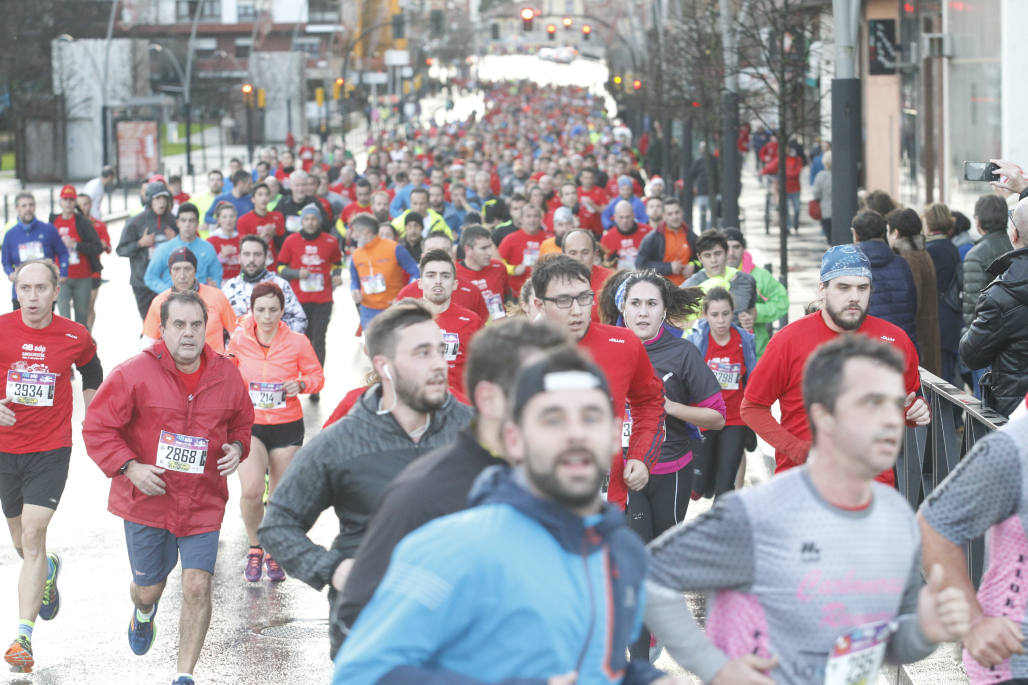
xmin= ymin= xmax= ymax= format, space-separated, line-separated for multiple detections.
xmin=826 ymin=299 xmax=869 ymax=331
xmin=395 ymin=371 xmax=447 ymax=413
xmin=524 ymin=448 xmax=603 ymax=509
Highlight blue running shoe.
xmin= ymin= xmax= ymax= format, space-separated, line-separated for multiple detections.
xmin=171 ymin=676 xmax=195 ymax=685
xmin=38 ymin=553 xmax=61 ymax=621
xmin=128 ymin=603 xmax=158 ymax=655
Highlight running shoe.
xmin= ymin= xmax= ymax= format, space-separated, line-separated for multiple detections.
xmin=128 ymin=603 xmax=158 ymax=655
xmin=4 ymin=636 xmax=32 ymax=673
xmin=244 ymin=547 xmax=263 ymax=582
xmin=38 ymin=552 xmax=61 ymax=620
xmin=171 ymin=677 xmax=195 ymax=685
xmin=265 ymin=553 xmax=286 ymax=582
xmin=649 ymin=635 xmax=664 ymax=663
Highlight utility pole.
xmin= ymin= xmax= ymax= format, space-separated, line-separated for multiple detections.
xmin=831 ymin=0 xmax=861 ymax=245
xmin=183 ymin=0 xmax=207 ymax=175
xmin=719 ymin=0 xmax=749 ymax=229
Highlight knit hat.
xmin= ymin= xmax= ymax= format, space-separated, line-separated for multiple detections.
xmin=167 ymin=247 xmax=197 ymax=269
xmin=820 ymin=244 xmax=872 ymax=283
xmin=721 ymin=227 xmax=745 ymax=247
xmin=300 ymin=203 xmax=321 ymax=219
xmin=617 ymin=175 xmax=634 ymax=188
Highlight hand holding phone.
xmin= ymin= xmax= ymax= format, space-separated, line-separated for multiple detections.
xmin=963 ymin=161 xmax=999 ymax=182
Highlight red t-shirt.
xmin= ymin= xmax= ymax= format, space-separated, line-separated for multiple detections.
xmin=276 ymin=232 xmax=343 ymax=304
xmin=90 ymin=218 xmax=112 ymax=279
xmin=590 ymin=264 xmax=613 ymax=322
xmin=705 ymin=327 xmax=747 ymax=425
xmin=743 ymin=311 xmax=921 ymax=486
xmin=498 ymin=229 xmax=546 ymax=294
xmin=395 ymin=277 xmax=490 ymax=323
xmin=238 ymin=210 xmax=286 ymax=263
xmin=53 ymin=216 xmax=92 ymax=279
xmin=177 ymin=357 xmax=205 ymax=395
xmin=434 ymin=303 xmax=484 ymax=404
xmin=455 ymin=260 xmax=511 ymax=320
xmin=207 ymin=231 xmax=241 ymax=280
xmin=324 ymin=386 xmax=368 ymax=428
xmin=600 ymin=225 xmax=652 ymax=271
xmin=330 ymin=182 xmax=356 ymax=204
xmin=577 ymin=186 xmax=609 ymax=235
xmin=0 ymin=312 xmax=97 ymax=453
xmin=340 ymin=201 xmax=374 ymax=228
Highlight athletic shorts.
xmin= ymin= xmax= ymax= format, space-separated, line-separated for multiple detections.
xmin=251 ymin=419 xmax=304 ymax=450
xmin=0 ymin=447 xmax=72 ymax=518
xmin=91 ymin=276 xmax=102 ymax=290
xmin=124 ymin=521 xmax=220 ymax=587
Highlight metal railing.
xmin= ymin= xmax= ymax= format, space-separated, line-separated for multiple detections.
xmin=897 ymin=367 xmax=1008 ymax=582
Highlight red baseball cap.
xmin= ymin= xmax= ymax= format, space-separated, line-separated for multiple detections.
xmin=59 ymin=184 xmax=77 ymax=199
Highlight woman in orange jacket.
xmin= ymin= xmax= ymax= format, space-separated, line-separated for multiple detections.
xmin=227 ymin=281 xmax=324 ymax=582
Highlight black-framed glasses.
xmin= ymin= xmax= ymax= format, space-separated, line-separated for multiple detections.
xmin=541 ymin=290 xmax=595 ymax=309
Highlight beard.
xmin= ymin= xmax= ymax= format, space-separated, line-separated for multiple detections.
xmin=825 ymin=299 xmax=869 ymax=331
xmin=524 ymin=448 xmax=604 ymax=509
xmin=395 ymin=371 xmax=448 ymax=413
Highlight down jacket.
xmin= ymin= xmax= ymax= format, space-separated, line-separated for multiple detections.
xmin=962 ymin=230 xmax=1013 ymax=329
xmin=858 ymin=239 xmax=918 ymax=349
xmin=960 ymin=246 xmax=1028 ymax=417
xmin=83 ymin=342 xmax=253 ymax=537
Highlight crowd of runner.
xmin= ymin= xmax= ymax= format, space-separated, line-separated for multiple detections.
xmin=4 ymin=79 xmax=1028 ymax=684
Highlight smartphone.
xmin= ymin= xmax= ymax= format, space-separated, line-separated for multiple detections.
xmin=963 ymin=161 xmax=998 ymax=182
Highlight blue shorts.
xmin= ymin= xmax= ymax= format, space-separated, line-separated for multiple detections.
xmin=358 ymin=304 xmax=384 ymax=330
xmin=124 ymin=521 xmax=220 ymax=587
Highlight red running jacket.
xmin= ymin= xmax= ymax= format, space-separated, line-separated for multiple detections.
xmin=83 ymin=342 xmax=254 ymax=537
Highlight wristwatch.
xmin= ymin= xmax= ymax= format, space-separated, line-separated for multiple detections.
xmin=119 ymin=459 xmax=135 ymax=475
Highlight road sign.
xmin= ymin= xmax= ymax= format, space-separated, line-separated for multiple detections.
xmin=363 ymin=72 xmax=389 ymax=85
xmin=384 ymin=49 xmax=410 ymax=66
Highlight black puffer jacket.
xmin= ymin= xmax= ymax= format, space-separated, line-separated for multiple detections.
xmin=859 ymin=239 xmax=919 ymax=349
xmin=960 ymin=246 xmax=1028 ymax=416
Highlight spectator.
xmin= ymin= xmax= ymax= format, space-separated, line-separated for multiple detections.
xmin=950 ymin=210 xmax=974 ymax=260
xmin=963 ymin=194 xmax=1012 ymax=330
xmin=865 ymin=189 xmax=898 ymax=217
xmin=810 ymin=151 xmax=833 ymax=243
xmin=851 ymin=210 xmax=919 ymax=349
xmin=762 ymin=140 xmax=804 ymax=233
xmin=689 ymin=142 xmax=712 ymax=232
xmin=960 ymin=196 xmax=1028 ymax=416
xmin=922 ymin=203 xmax=964 ymax=388
xmin=82 ymin=165 xmax=116 ymax=220
xmin=885 ymin=208 xmax=941 ymax=375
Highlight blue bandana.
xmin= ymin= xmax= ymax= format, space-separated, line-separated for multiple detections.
xmin=820 ymin=245 xmax=872 ymax=283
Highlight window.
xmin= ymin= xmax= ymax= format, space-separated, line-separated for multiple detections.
xmin=293 ymin=37 xmax=321 ymax=58
xmin=176 ymin=0 xmax=221 ymax=21
xmin=237 ymin=2 xmax=258 ymax=21
xmin=235 ymin=38 xmax=252 ymax=59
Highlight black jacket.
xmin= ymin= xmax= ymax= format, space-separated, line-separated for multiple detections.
xmin=859 ymin=239 xmax=919 ymax=349
xmin=117 ymin=205 xmax=175 ymax=289
xmin=47 ymin=211 xmax=106 ymax=275
xmin=635 ymin=223 xmax=698 ymax=276
xmin=331 ymin=427 xmax=498 ymax=656
xmin=960 ymin=246 xmax=1028 ymax=416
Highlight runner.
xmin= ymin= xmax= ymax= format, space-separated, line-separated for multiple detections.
xmin=76 ymin=193 xmax=112 ymax=332
xmin=117 ymin=183 xmax=177 ymax=319
xmin=635 ymin=197 xmax=698 ymax=286
xmin=2 ymin=193 xmax=69 ymax=310
xmin=456 ymin=224 xmax=511 ymax=320
xmin=83 ymin=290 xmax=252 ymax=685
xmin=601 ymin=200 xmax=652 ymax=270
xmin=686 ymin=287 xmax=757 ymax=498
xmin=682 ymin=229 xmax=757 ymax=323
xmin=141 ymin=248 xmax=237 ymax=353
xmin=221 ymin=235 xmax=307 ymax=333
xmin=607 ymin=269 xmax=726 ymax=662
xmin=498 ymin=203 xmax=546 ymax=295
xmin=276 ymin=204 xmax=344 ymax=386
xmin=394 ymin=232 xmax=490 ymax=322
xmin=415 ymin=249 xmax=485 ymax=404
xmin=1 ymin=260 xmax=103 ymax=673
xmin=563 ymin=229 xmax=613 ymax=322
xmin=260 ymin=300 xmax=473 ymax=644
xmin=331 ymin=318 xmax=568 ymax=655
xmin=531 ymin=256 xmax=666 ymax=509
xmin=333 ymin=347 xmax=686 ymax=685
xmin=205 ymin=203 xmax=242 ymax=280
xmin=741 ymin=245 xmax=930 ymax=486
xmin=48 ymin=185 xmax=105 ymax=327
xmin=145 ymin=203 xmax=223 ymax=292
xmin=237 ymin=183 xmax=286 ymax=263
xmin=227 ymin=282 xmax=323 ymax=583
xmin=347 ymin=214 xmax=418 ymax=330
xmin=645 ymin=335 xmax=970 ymax=684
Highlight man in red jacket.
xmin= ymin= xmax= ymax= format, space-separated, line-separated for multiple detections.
xmin=83 ymin=290 xmax=253 ymax=685
xmin=531 ymin=256 xmax=665 ymax=509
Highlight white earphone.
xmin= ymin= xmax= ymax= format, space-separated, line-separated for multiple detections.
xmin=382 ymin=364 xmax=392 ymax=381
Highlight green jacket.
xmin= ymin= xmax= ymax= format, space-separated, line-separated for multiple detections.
xmin=391 ymin=208 xmax=452 ymax=240
xmin=748 ymin=264 xmax=790 ymax=357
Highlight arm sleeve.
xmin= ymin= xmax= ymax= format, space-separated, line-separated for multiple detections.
xmin=740 ymin=397 xmax=811 ymax=465
xmin=202 ymin=245 xmax=223 ymax=286
xmin=349 ymin=259 xmax=360 ymax=292
xmin=635 ymin=231 xmax=672 ymax=275
xmin=919 ymin=430 xmax=1022 ymax=545
xmin=1 ymin=236 xmax=12 ymax=275
xmin=259 ymin=446 xmax=347 ymax=589
xmin=282 ymin=282 xmax=308 ymax=333
xmin=144 ymin=244 xmax=170 ymax=293
xmin=645 ymin=495 xmax=757 ymax=682
xmin=601 ymin=199 xmax=616 ymax=230
xmin=959 ymin=291 xmax=1004 ymax=370
xmin=77 ymin=354 xmax=104 ymax=390
xmin=74 ymin=216 xmax=106 ymax=256
xmin=115 ymin=220 xmax=142 ymax=258
xmin=389 ymin=190 xmax=407 ymax=217
xmin=296 ymin=336 xmax=326 ymax=394
xmin=961 ymin=258 xmax=983 ymax=329
xmin=82 ymin=369 xmax=142 ymax=477
xmin=226 ymin=366 xmax=255 ymax=456
xmin=885 ymin=545 xmax=936 ymax=664
xmin=753 ymin=269 xmax=789 ymax=325
xmin=625 ymin=343 xmax=666 ymax=470
xmin=52 ymin=232 xmax=70 ymax=278
xmin=395 ymin=245 xmax=420 ymax=280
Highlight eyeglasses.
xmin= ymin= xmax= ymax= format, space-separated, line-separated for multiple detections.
xmin=541 ymin=290 xmax=595 ymax=309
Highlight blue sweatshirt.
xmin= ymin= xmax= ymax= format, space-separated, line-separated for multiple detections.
xmin=144 ymin=236 xmax=223 ymax=292
xmin=2 ymin=218 xmax=70 ymax=298
xmin=332 ymin=467 xmax=663 ymax=685
xmin=203 ymin=191 xmax=254 ymax=225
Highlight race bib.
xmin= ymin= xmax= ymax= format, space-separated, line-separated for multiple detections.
xmin=621 ymin=417 xmax=633 ymax=448
xmin=484 ymin=292 xmax=506 ymax=319
xmin=6 ymin=370 xmax=56 ymax=407
xmin=523 ymin=247 xmax=540 ymax=267
xmin=360 ymin=272 xmax=387 ymax=295
xmin=18 ymin=241 xmax=44 ymax=262
xmin=285 ymin=215 xmax=302 ymax=232
xmin=155 ymin=430 xmax=208 ymax=475
xmin=299 ymin=272 xmax=325 ymax=292
xmin=617 ymin=247 xmax=638 ymax=270
xmin=67 ymin=248 xmax=80 ymax=265
xmin=249 ymin=381 xmax=286 ymax=410
xmin=442 ymin=332 xmax=459 ymax=361
xmin=708 ymin=360 xmax=742 ymax=390
xmin=823 ymin=621 xmax=894 ymax=685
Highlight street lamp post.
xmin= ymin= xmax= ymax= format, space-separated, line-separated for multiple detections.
xmin=149 ymin=44 xmax=191 ymax=172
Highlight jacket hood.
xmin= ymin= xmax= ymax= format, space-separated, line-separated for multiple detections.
xmin=987 ymin=247 xmax=1028 ymax=306
xmin=858 ymin=239 xmax=896 ymax=267
xmin=468 ymin=465 xmax=631 ymax=555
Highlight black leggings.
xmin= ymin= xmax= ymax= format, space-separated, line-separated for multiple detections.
xmin=692 ymin=425 xmax=748 ymax=499
xmin=627 ymin=468 xmax=693 ymax=660
xmin=302 ymin=301 xmax=333 ymax=369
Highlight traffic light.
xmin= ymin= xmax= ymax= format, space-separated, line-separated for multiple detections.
xmin=430 ymin=9 xmax=444 ymax=37
xmin=241 ymin=82 xmax=254 ymax=107
xmin=257 ymin=87 xmax=266 ymax=109
xmin=520 ymin=8 xmax=534 ymax=32
xmin=632 ymin=79 xmax=642 ymax=91
xmin=333 ymin=77 xmax=344 ymax=100
xmin=691 ymin=100 xmax=702 ymax=108
xmin=547 ymin=24 xmax=556 ymax=40
xmin=315 ymin=86 xmax=325 ymax=107
xmin=391 ymin=13 xmax=405 ymax=40
xmin=562 ymin=16 xmax=573 ymax=29
xmin=581 ymin=24 xmax=592 ymax=40
xmin=491 ymin=22 xmax=500 ymax=40
xmin=613 ymin=75 xmax=622 ymax=85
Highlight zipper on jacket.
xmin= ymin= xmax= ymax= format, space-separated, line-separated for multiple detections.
xmin=574 ymin=531 xmax=598 ymax=676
